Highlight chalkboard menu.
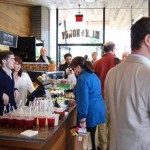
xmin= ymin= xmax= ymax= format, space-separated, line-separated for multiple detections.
xmin=0 ymin=30 xmax=18 ymax=48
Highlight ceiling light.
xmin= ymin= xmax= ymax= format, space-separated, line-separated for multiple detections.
xmin=84 ymin=0 xmax=97 ymax=3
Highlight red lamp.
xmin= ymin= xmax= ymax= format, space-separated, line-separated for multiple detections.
xmin=75 ymin=4 xmax=83 ymax=22
xmin=75 ymin=14 xmax=83 ymax=22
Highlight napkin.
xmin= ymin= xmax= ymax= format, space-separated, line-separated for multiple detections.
xmin=20 ymin=130 xmax=38 ymax=137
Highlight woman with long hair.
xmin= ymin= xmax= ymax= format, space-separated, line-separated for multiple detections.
xmin=14 ymin=56 xmax=35 ymax=105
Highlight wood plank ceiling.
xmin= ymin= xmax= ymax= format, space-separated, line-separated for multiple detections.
xmin=0 ymin=0 xmax=148 ymax=29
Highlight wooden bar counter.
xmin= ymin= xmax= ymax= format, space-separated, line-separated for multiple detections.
xmin=0 ymin=106 xmax=77 ymax=150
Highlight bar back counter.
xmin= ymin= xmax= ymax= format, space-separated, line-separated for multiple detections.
xmin=0 ymin=106 xmax=77 ymax=150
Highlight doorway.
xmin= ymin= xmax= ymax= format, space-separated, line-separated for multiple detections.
xmin=57 ymin=44 xmax=103 ymax=65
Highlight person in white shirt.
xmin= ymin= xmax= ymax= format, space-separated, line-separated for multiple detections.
xmin=14 ymin=56 xmax=35 ymax=105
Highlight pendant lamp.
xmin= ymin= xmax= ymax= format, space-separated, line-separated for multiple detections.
xmin=75 ymin=4 xmax=83 ymax=22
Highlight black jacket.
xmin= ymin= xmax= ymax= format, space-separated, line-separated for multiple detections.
xmin=59 ymin=63 xmax=71 ymax=78
xmin=36 ymin=55 xmax=51 ymax=63
xmin=0 ymin=68 xmax=17 ymax=115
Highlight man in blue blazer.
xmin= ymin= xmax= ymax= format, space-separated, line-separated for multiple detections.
xmin=0 ymin=50 xmax=19 ymax=115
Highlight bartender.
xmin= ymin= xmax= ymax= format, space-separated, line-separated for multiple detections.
xmin=36 ymin=47 xmax=51 ymax=64
xmin=0 ymin=50 xmax=19 ymax=115
xmin=31 ymin=47 xmax=51 ymax=82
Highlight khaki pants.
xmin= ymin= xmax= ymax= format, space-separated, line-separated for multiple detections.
xmin=98 ymin=123 xmax=108 ymax=150
xmin=98 ymin=111 xmax=111 ymax=150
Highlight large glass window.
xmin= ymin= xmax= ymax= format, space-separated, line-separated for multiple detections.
xmin=105 ymin=8 xmax=148 ymax=58
xmin=58 ymin=8 xmax=103 ymax=44
xmin=50 ymin=6 xmax=148 ymax=62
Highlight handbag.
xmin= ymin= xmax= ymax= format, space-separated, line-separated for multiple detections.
xmin=74 ymin=133 xmax=92 ymax=150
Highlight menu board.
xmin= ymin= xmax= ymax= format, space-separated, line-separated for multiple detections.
xmin=0 ymin=30 xmax=18 ymax=48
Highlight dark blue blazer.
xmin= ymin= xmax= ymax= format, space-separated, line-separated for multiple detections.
xmin=0 ymin=67 xmax=16 ymax=115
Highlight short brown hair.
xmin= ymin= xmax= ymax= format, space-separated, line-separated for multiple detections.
xmin=131 ymin=17 xmax=150 ymax=50
xmin=0 ymin=50 xmax=14 ymax=65
xmin=64 ymin=53 xmax=72 ymax=59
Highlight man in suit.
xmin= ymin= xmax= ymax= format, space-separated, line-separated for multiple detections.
xmin=36 ymin=47 xmax=51 ymax=64
xmin=0 ymin=50 xmax=19 ymax=115
xmin=105 ymin=17 xmax=150 ymax=150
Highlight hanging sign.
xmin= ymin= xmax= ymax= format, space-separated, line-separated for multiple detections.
xmin=0 ymin=30 xmax=18 ymax=48
xmin=62 ymin=29 xmax=100 ymax=40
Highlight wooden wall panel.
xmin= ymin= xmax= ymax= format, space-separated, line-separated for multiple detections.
xmin=0 ymin=3 xmax=31 ymax=36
